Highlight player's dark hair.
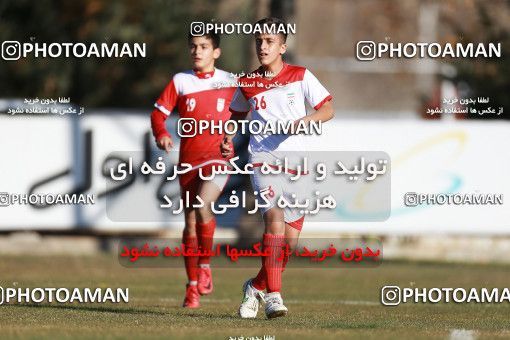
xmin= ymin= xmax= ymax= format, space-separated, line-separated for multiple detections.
xmin=255 ymin=17 xmax=288 ymax=43
xmin=188 ymin=32 xmax=220 ymax=49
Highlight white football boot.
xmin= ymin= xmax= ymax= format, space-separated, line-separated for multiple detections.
xmin=238 ymin=279 xmax=265 ymax=318
xmin=264 ymin=292 xmax=288 ymax=319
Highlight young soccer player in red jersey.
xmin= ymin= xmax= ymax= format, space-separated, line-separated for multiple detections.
xmin=151 ymin=31 xmax=237 ymax=308
xmin=221 ymin=17 xmax=334 ymax=318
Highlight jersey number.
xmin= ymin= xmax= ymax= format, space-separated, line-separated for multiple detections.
xmin=186 ymin=98 xmax=196 ymax=112
xmin=254 ymin=96 xmax=266 ymax=110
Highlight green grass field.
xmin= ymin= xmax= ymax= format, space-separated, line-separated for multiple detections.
xmin=1 ymin=254 xmax=510 ymax=339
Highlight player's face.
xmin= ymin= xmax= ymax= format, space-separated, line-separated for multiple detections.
xmin=189 ymin=36 xmax=220 ymax=72
xmin=255 ymin=33 xmax=286 ymax=67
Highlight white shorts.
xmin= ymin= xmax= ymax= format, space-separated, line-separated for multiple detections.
xmin=250 ymin=165 xmax=314 ymax=229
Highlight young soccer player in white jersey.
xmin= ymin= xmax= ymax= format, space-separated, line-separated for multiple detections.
xmin=151 ymin=32 xmax=237 ymax=308
xmin=221 ymin=17 xmax=334 ymax=319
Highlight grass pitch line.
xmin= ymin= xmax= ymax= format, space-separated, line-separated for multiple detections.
xmin=449 ymin=329 xmax=477 ymax=340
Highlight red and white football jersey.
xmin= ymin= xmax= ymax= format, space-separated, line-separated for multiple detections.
xmin=151 ymin=68 xmax=237 ymax=167
xmin=229 ymin=63 xmax=332 ymax=162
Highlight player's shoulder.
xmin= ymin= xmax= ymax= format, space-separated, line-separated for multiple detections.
xmin=241 ymin=63 xmax=307 ymax=81
xmin=281 ymin=63 xmax=308 ymax=80
xmin=213 ymin=68 xmax=233 ymax=79
xmin=213 ymin=68 xmax=238 ymax=86
xmin=169 ymin=70 xmax=199 ymax=94
xmin=284 ymin=63 xmax=307 ymax=73
xmin=171 ymin=70 xmax=195 ymax=83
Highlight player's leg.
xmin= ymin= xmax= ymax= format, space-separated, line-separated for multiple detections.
xmin=239 ymin=206 xmax=286 ymax=319
xmin=240 ymin=170 xmax=284 ymax=318
xmin=182 ymin=207 xmax=200 ymax=308
xmin=251 ymin=219 xmax=303 ymax=291
xmin=261 ymin=176 xmax=307 ymax=318
xmin=194 ymin=172 xmax=229 ymax=295
xmin=260 ymin=207 xmax=288 ymax=318
xmin=180 ymin=171 xmax=201 ymax=308
xmin=261 ymin=207 xmax=286 ymax=290
xmin=264 ymin=171 xmax=310 ymax=283
xmin=282 ymin=215 xmax=304 ymax=273
xmin=239 ymin=218 xmax=300 ymax=318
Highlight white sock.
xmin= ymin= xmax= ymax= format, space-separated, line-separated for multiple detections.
xmin=188 ymin=281 xmax=197 ymax=286
xmin=199 ymin=264 xmax=210 ymax=269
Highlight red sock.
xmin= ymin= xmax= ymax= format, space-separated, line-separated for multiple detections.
xmin=252 ymin=259 xmax=267 ymax=291
xmin=252 ymin=243 xmax=290 ymax=291
xmin=263 ymin=234 xmax=285 ymax=293
xmin=197 ymin=218 xmax=216 ymax=265
xmin=182 ymin=234 xmax=198 ymax=282
xmin=281 ymin=250 xmax=290 ymax=273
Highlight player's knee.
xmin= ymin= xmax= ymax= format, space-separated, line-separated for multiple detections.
xmin=285 ymin=237 xmax=298 ymax=251
xmin=264 ymin=222 xmax=285 ymax=234
xmin=183 ymin=221 xmax=197 ymax=236
xmin=263 ymin=208 xmax=285 ymax=234
xmin=195 ymin=205 xmax=213 ymax=223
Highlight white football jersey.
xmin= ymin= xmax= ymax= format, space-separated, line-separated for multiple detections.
xmin=229 ymin=63 xmax=332 ymax=166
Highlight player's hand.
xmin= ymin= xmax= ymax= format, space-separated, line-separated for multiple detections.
xmin=291 ymin=119 xmax=303 ymax=135
xmin=220 ymin=136 xmax=234 ymax=158
xmin=157 ymin=136 xmax=174 ymax=154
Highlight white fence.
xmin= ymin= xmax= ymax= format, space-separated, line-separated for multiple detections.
xmin=0 ymin=112 xmax=508 ymax=235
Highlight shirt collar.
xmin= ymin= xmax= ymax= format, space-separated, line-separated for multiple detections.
xmin=193 ymin=68 xmax=215 ymax=79
xmin=256 ymin=62 xmax=287 ymax=80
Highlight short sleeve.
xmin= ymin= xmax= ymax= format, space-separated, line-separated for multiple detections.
xmin=154 ymin=79 xmax=178 ymax=116
xmin=229 ymin=87 xmax=250 ymax=114
xmin=302 ymin=69 xmax=332 ymax=110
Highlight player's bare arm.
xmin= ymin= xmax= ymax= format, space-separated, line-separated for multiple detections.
xmin=292 ymin=100 xmax=334 ymax=132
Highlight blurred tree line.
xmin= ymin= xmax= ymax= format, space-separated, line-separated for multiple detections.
xmin=445 ymin=0 xmax=509 ymax=120
xmin=1 ymin=0 xmax=507 ymax=118
xmin=0 ymin=0 xmax=255 ymax=108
